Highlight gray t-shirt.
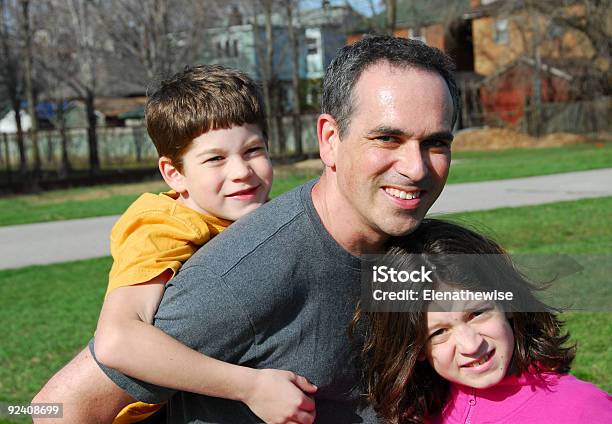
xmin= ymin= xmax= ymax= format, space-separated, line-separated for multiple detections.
xmin=93 ymin=180 xmax=380 ymax=423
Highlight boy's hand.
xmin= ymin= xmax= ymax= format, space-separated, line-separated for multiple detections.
xmin=242 ymin=369 xmax=317 ymax=424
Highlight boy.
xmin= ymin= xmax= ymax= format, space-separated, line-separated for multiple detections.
xmin=93 ymin=65 xmax=317 ymax=424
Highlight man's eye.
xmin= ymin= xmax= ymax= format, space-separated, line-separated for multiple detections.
xmin=376 ymin=135 xmax=398 ymax=143
xmin=425 ymin=139 xmax=450 ymax=148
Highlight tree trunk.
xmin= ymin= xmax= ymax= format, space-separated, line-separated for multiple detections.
xmin=262 ymin=0 xmax=277 ymax=153
xmin=57 ymin=100 xmax=72 ymax=178
xmin=11 ymin=99 xmax=28 ymax=178
xmin=385 ymin=0 xmax=397 ymax=36
xmin=1 ymin=0 xmax=27 ymax=177
xmin=85 ymin=89 xmax=100 ymax=173
xmin=20 ymin=0 xmax=40 ymax=175
xmin=286 ymin=0 xmax=302 ymax=156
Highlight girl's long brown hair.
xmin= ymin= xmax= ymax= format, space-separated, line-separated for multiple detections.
xmin=353 ymin=219 xmax=576 ymax=424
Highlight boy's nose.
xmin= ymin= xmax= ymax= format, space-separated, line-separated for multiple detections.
xmin=454 ymin=324 xmax=485 ymax=355
xmin=229 ymin=158 xmax=253 ymax=181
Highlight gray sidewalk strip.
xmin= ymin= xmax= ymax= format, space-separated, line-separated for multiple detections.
xmin=428 ymin=168 xmax=612 ymax=214
xmin=1 ymin=169 xmax=611 ymax=270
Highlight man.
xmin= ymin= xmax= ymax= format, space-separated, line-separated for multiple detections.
xmin=33 ymin=35 xmax=459 ymax=423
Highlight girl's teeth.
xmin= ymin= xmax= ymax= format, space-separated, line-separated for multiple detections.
xmin=468 ymin=351 xmax=492 ymax=367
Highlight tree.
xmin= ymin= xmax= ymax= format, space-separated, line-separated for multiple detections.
xmin=19 ymin=0 xmax=41 ymax=174
xmin=39 ymin=0 xmax=103 ymax=174
xmin=284 ymin=0 xmax=302 ymax=156
xmin=384 ymin=0 xmax=397 ymax=35
xmin=0 ymin=0 xmax=27 ymax=177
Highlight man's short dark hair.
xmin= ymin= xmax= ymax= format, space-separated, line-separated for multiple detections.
xmin=321 ymin=35 xmax=460 ymax=137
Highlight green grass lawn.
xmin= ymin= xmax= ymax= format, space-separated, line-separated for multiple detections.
xmin=0 ymin=197 xmax=610 ymax=415
xmin=1 ymin=143 xmax=611 ymax=227
xmin=447 ymin=142 xmax=612 ymax=184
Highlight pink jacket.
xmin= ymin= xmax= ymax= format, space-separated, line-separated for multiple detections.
xmin=430 ymin=372 xmax=611 ymax=424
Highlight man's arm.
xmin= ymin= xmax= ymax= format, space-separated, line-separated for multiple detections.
xmin=32 ymin=346 xmax=136 ymax=424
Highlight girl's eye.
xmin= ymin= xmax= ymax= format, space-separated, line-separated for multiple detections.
xmin=428 ymin=328 xmax=448 ymax=341
xmin=205 ymin=156 xmax=224 ymax=163
xmin=469 ymin=308 xmax=492 ymax=320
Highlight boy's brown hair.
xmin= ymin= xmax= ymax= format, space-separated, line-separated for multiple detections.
xmin=145 ymin=64 xmax=267 ymax=171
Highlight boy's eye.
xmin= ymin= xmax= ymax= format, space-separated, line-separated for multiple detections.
xmin=245 ymin=146 xmax=263 ymax=155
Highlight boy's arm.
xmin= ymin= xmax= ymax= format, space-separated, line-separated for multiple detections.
xmin=94 ymin=273 xmax=318 ymax=423
xmin=32 ymin=346 xmax=135 ymax=424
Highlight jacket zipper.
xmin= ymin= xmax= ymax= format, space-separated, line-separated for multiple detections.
xmin=464 ymin=388 xmax=476 ymax=424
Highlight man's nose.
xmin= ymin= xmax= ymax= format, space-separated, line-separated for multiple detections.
xmin=229 ymin=157 xmax=253 ymax=181
xmin=454 ymin=324 xmax=485 ymax=355
xmin=395 ymin=141 xmax=428 ymax=182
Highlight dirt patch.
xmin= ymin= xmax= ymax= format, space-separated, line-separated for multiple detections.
xmin=275 ymin=158 xmax=323 ymax=175
xmin=452 ymin=128 xmax=608 ymax=151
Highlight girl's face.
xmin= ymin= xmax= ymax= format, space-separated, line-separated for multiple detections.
xmin=423 ymin=299 xmax=514 ymax=389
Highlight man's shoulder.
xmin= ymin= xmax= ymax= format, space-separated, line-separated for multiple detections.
xmin=183 ymin=181 xmax=317 ymax=274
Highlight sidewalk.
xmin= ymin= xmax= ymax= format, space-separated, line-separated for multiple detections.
xmin=1 ymin=169 xmax=611 ymax=270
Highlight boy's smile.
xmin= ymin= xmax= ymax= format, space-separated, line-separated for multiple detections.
xmin=168 ymin=123 xmax=273 ymax=221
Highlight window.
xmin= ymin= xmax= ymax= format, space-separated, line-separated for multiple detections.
xmin=216 ymin=41 xmax=223 ymax=57
xmin=493 ymin=18 xmax=509 ymax=44
xmin=306 ymin=37 xmax=318 ymax=55
xmin=409 ymin=27 xmax=425 ymax=43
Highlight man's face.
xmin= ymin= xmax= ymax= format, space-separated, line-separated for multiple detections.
xmin=331 ymin=63 xmax=453 ymax=238
xmin=178 ymin=123 xmax=273 ymax=221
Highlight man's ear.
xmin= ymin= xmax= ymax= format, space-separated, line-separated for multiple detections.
xmin=159 ymin=156 xmax=187 ymax=193
xmin=317 ymin=113 xmax=341 ymax=170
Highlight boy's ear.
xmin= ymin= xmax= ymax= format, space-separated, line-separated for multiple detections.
xmin=159 ymin=156 xmax=187 ymax=193
xmin=317 ymin=113 xmax=340 ymax=171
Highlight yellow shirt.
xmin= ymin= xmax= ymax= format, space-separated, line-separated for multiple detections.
xmin=108 ymin=191 xmax=231 ymax=423
xmin=107 ymin=191 xmax=231 ymax=294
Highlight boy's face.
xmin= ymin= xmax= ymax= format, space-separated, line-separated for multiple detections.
xmin=423 ymin=298 xmax=514 ymax=389
xmin=176 ymin=124 xmax=273 ymax=221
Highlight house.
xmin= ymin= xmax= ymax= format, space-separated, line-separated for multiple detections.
xmin=467 ymin=0 xmax=599 ymax=77
xmin=347 ymin=0 xmax=474 ymax=74
xmin=479 ymin=56 xmax=572 ymax=124
xmin=200 ymin=4 xmax=364 ymax=110
xmin=466 ymin=0 xmax=608 ymax=128
xmin=94 ymin=96 xmax=147 ymax=127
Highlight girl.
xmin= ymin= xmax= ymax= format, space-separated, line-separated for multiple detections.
xmin=355 ymin=219 xmax=611 ymax=424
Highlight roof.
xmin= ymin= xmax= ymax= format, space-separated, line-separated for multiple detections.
xmin=365 ymin=0 xmax=471 ymax=30
xmin=118 ymin=106 xmax=145 ymax=120
xmin=94 ymin=96 xmax=147 ymax=118
xmin=479 ymin=56 xmax=573 ymax=86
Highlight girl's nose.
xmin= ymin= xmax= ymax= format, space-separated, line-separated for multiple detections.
xmin=454 ymin=324 xmax=485 ymax=355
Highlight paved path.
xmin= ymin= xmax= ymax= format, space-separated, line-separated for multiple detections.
xmin=1 ymin=169 xmax=611 ymax=270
